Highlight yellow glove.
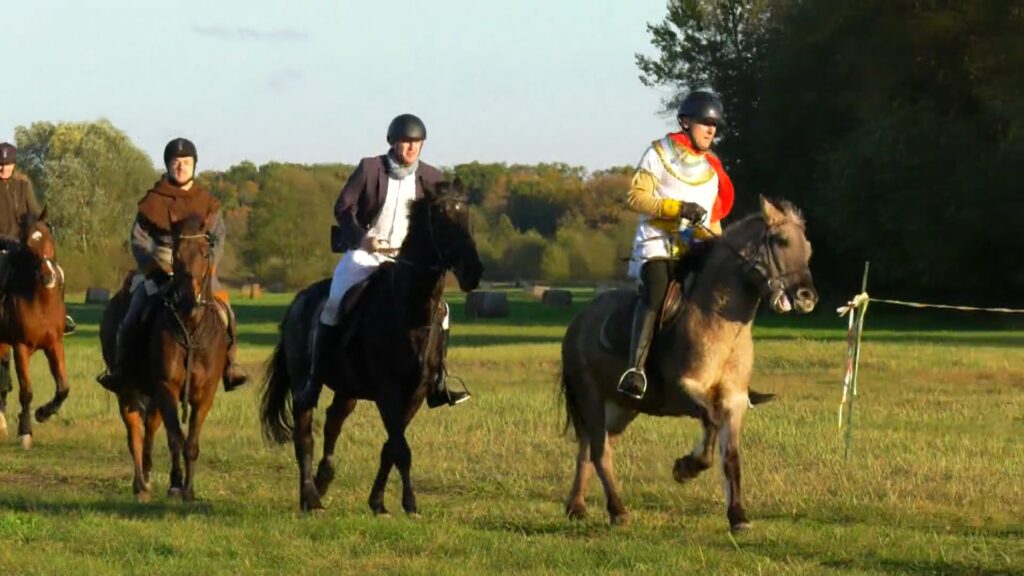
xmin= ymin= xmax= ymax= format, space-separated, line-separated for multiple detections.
xmin=660 ymin=199 xmax=682 ymax=219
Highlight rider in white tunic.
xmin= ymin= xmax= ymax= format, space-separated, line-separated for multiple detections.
xmin=618 ymin=91 xmax=736 ymax=400
xmin=293 ymin=114 xmax=469 ymax=410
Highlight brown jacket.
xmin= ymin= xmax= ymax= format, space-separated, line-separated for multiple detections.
xmin=130 ymin=177 xmax=225 ymax=285
xmin=0 ymin=172 xmax=41 ymax=240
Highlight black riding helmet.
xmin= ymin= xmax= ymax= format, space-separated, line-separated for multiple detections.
xmin=387 ymin=114 xmax=427 ymax=144
xmin=0 ymin=142 xmax=15 ymax=165
xmin=163 ymin=137 xmax=198 ymax=166
xmin=677 ymin=91 xmax=725 ymax=127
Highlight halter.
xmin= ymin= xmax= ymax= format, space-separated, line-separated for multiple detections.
xmin=174 ymin=232 xmax=214 ymax=307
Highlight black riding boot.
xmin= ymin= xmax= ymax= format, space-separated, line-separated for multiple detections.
xmin=222 ymin=304 xmax=248 ymax=392
xmin=293 ymin=321 xmax=336 ymax=410
xmin=617 ymin=299 xmax=657 ymax=399
xmin=98 ymin=324 xmax=132 ymax=392
xmin=426 ymin=329 xmax=471 ymax=408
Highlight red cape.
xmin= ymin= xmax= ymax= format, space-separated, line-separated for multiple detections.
xmin=668 ymin=132 xmax=734 ymax=222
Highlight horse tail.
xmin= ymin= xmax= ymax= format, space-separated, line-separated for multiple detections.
xmin=559 ymin=360 xmax=584 ymax=439
xmin=260 ymin=331 xmax=294 ymax=444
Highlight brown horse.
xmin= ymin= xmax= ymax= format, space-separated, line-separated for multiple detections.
xmin=99 ymin=215 xmax=228 ymax=502
xmin=560 ymin=197 xmax=818 ymax=531
xmin=0 ymin=208 xmax=70 ymax=448
xmin=261 ymin=184 xmax=483 ymax=513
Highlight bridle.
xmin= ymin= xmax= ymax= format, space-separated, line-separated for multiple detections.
xmin=696 ymin=220 xmax=807 ymax=300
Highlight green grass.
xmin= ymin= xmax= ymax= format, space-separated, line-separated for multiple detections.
xmin=1 ymin=289 xmax=1021 ymax=575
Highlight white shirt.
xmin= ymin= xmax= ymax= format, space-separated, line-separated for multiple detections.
xmin=366 ymin=171 xmax=418 ymax=252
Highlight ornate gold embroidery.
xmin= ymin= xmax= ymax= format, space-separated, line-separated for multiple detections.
xmin=652 ymin=139 xmax=715 ymax=186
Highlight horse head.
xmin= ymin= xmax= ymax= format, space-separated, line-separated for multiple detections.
xmin=718 ymin=196 xmax=818 ymax=314
xmin=405 ymin=179 xmax=483 ymax=292
xmin=18 ymin=206 xmax=60 ymax=290
xmin=169 ymin=214 xmax=215 ymax=315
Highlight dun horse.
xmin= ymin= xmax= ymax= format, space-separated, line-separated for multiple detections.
xmin=99 ymin=215 xmax=229 ymax=501
xmin=560 ymin=197 xmax=817 ymax=531
xmin=0 ymin=209 xmax=70 ymax=448
xmin=261 ymin=183 xmax=483 ymax=513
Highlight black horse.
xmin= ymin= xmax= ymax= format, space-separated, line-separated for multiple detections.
xmin=261 ymin=182 xmax=483 ymax=513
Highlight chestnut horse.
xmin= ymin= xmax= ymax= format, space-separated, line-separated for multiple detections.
xmin=560 ymin=197 xmax=818 ymax=531
xmin=0 ymin=208 xmax=69 ymax=448
xmin=261 ymin=183 xmax=483 ymax=514
xmin=99 ymin=215 xmax=228 ymax=501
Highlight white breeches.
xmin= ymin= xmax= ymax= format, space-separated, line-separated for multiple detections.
xmin=320 ymin=249 xmax=449 ymax=329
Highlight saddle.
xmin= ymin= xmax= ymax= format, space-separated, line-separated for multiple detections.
xmin=324 ymin=276 xmax=373 ymax=352
xmin=598 ymin=280 xmax=684 ymax=356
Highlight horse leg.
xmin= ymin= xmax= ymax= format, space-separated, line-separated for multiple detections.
xmin=719 ymin=395 xmax=751 ymax=532
xmin=396 ymin=398 xmax=425 ymax=515
xmin=0 ymin=344 xmax=11 ymax=438
xmin=590 ymin=423 xmax=630 ymax=526
xmin=565 ymin=435 xmax=592 ymax=520
xmin=181 ymin=390 xmax=215 ymax=503
xmin=293 ymin=405 xmax=323 ymax=512
xmin=315 ymin=397 xmax=357 ymax=497
xmin=142 ymin=403 xmax=164 ymax=492
xmin=368 ymin=440 xmax=394 ymax=516
xmin=674 ymin=411 xmax=718 ymax=483
xmin=118 ymin=395 xmax=148 ymax=501
xmin=154 ymin=384 xmax=186 ymax=499
xmin=35 ymin=340 xmax=69 ymax=423
xmin=12 ymin=344 xmax=33 ymax=449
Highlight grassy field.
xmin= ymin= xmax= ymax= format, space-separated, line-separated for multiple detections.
xmin=0 ymin=289 xmax=1021 ymax=575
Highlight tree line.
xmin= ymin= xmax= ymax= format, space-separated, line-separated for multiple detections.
xmin=12 ymin=0 xmax=1022 ymax=305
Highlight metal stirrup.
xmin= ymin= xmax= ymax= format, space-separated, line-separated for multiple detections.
xmin=617 ymin=368 xmax=648 ymax=399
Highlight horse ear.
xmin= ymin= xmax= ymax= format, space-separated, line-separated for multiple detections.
xmin=760 ymin=195 xmax=785 ymax=227
xmin=452 ymin=177 xmax=464 ymax=195
xmin=39 ymin=205 xmax=48 ymax=222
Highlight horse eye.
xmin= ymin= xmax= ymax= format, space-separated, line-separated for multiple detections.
xmin=772 ymin=235 xmax=789 ymax=247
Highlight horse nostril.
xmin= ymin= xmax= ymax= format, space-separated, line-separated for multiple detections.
xmin=797 ymin=288 xmax=817 ymax=303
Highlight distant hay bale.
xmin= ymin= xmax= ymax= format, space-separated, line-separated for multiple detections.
xmin=84 ymin=287 xmax=110 ymax=304
xmin=541 ymin=289 xmax=573 ymax=307
xmin=465 ymin=291 xmax=509 ymax=319
xmin=242 ymin=283 xmax=263 ymax=300
xmin=525 ymin=284 xmax=549 ymax=299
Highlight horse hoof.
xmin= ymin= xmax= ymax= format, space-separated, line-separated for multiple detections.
xmin=371 ymin=505 xmax=391 ymax=517
xmin=167 ymin=487 xmax=183 ymax=499
xmin=405 ymin=511 xmax=421 ymax=519
xmin=730 ymin=521 xmax=753 ymax=533
xmin=19 ymin=434 xmax=32 ymax=450
xmin=610 ymin=511 xmax=632 ymax=527
xmin=0 ymin=413 xmax=7 ymax=439
xmin=565 ymin=504 xmax=587 ymax=521
xmin=135 ymin=491 xmax=152 ymax=503
xmin=314 ymin=464 xmax=335 ymax=497
xmin=673 ymin=456 xmax=708 ymax=483
xmin=34 ymin=407 xmax=51 ymax=423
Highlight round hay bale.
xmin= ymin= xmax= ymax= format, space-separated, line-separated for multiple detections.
xmin=465 ymin=291 xmax=509 ymax=319
xmin=541 ymin=289 xmax=573 ymax=307
xmin=84 ymin=287 xmax=110 ymax=304
xmin=244 ymin=282 xmax=263 ymax=300
xmin=526 ymin=284 xmax=549 ymax=299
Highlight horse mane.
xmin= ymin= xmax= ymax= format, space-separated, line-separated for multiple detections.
xmin=399 ymin=181 xmax=462 ymax=252
xmin=172 ymin=214 xmax=207 ymax=237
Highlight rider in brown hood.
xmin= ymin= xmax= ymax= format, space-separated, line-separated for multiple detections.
xmin=98 ymin=138 xmax=247 ymax=392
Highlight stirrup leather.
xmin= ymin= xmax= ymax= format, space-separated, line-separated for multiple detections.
xmin=617 ymin=368 xmax=648 ymax=400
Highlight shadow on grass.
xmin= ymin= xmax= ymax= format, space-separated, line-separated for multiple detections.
xmin=0 ymin=493 xmax=222 ymax=520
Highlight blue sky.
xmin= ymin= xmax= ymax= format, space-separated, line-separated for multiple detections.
xmin=4 ymin=0 xmax=680 ymax=172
